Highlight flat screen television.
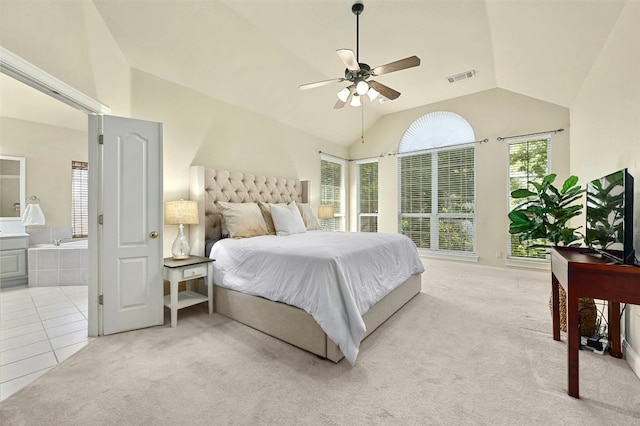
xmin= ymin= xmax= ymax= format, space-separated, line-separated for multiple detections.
xmin=585 ymin=168 xmax=635 ymax=265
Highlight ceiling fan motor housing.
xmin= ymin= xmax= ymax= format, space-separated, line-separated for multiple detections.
xmin=345 ymin=63 xmax=371 ymax=81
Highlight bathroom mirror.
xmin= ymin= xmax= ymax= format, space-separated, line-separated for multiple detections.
xmin=0 ymin=155 xmax=26 ymax=220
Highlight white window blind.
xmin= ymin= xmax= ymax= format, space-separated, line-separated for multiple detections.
xmin=320 ymin=156 xmax=345 ymax=231
xmin=508 ymin=137 xmax=551 ymax=259
xmin=399 ymin=145 xmax=476 ymax=253
xmin=399 ymin=152 xmax=432 ymax=248
xmin=357 ymin=160 xmax=378 ymax=232
xmin=436 ymin=147 xmax=475 ymax=252
xmin=71 ymin=161 xmax=88 ymax=238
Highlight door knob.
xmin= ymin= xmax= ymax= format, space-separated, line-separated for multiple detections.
xmin=150 ymin=231 xmax=159 ymax=238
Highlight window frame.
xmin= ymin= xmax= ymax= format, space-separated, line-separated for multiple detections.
xmin=398 ymin=142 xmax=477 ymax=255
xmin=71 ymin=160 xmax=89 ymax=238
xmin=320 ymin=154 xmax=347 ymax=231
xmin=356 ymin=158 xmax=379 ymax=232
xmin=506 ymin=135 xmax=552 ymax=260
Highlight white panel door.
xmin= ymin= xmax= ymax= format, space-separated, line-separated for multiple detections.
xmin=93 ymin=115 xmax=164 ymax=335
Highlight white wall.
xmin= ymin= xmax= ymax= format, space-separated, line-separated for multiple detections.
xmin=570 ymin=1 xmax=640 ymax=373
xmin=348 ymin=88 xmax=570 ymax=267
xmin=0 ymin=0 xmax=131 ymax=116
xmin=0 ymin=117 xmax=87 ymax=227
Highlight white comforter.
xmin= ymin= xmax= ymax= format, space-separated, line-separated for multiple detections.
xmin=209 ymin=231 xmax=425 ymax=365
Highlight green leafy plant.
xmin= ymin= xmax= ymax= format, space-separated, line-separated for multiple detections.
xmin=508 ymin=174 xmax=585 ymax=249
xmin=585 ymin=170 xmax=625 ymax=249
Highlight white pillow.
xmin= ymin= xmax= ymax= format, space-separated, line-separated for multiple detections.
xmin=217 ymin=201 xmax=269 ymax=239
xmin=269 ymin=202 xmax=307 ymax=236
xmin=296 ymin=202 xmax=320 ymax=230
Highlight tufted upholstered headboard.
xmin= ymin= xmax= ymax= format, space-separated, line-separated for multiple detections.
xmin=189 ymin=166 xmax=309 ymax=257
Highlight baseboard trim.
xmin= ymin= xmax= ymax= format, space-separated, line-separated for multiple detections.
xmin=622 ymin=335 xmax=640 ymax=381
xmin=504 ymin=258 xmax=550 ymax=271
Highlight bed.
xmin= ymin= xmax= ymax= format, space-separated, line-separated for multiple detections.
xmin=189 ymin=166 xmax=424 ymax=364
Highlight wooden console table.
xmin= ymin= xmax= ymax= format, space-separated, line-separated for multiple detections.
xmin=550 ymin=246 xmax=640 ymax=398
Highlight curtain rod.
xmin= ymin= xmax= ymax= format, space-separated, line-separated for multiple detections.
xmin=497 ymin=128 xmax=564 ymax=141
xmin=386 ymin=138 xmax=489 ymax=157
xmin=320 ymin=137 xmax=489 ymax=162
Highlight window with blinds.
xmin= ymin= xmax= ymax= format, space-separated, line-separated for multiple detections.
xmin=508 ymin=138 xmax=551 ymax=259
xmin=71 ymin=161 xmax=88 ymax=238
xmin=397 ymin=111 xmax=476 ymax=254
xmin=320 ymin=156 xmax=345 ymax=231
xmin=398 ymin=145 xmax=475 ymax=252
xmin=357 ymin=160 xmax=378 ymax=232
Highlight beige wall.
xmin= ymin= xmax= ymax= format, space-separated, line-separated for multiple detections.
xmin=570 ymin=1 xmax=640 ymax=366
xmin=0 ymin=0 xmax=131 ymax=116
xmin=129 ymin=70 xmax=347 ymax=255
xmin=0 ymin=117 xmax=87 ymax=227
xmin=348 ymin=88 xmax=570 ymax=268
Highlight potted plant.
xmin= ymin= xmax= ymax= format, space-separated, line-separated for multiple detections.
xmin=508 ymin=173 xmax=597 ymax=336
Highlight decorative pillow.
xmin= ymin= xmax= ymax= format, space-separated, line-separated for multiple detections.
xmin=269 ymin=202 xmax=307 ymax=236
xmin=296 ymin=202 xmax=320 ymax=230
xmin=216 ymin=201 xmax=269 ymax=239
xmin=257 ymin=201 xmax=287 ymax=235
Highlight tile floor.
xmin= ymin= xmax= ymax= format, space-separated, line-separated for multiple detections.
xmin=0 ymin=285 xmax=90 ymax=402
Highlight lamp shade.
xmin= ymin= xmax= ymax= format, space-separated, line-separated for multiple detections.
xmin=164 ymin=200 xmax=198 ymax=225
xmin=318 ymin=205 xmax=335 ymax=220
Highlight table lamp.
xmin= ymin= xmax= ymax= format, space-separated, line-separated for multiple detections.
xmin=165 ymin=200 xmax=199 ymax=259
xmin=318 ymin=205 xmax=335 ymax=220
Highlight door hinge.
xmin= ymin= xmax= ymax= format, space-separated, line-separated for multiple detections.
xmin=98 ymin=134 xmax=104 ymax=145
xmin=98 ymin=214 xmax=103 ymax=225
xmin=98 ymin=295 xmax=104 ymax=305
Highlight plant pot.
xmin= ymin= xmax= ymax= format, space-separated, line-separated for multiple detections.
xmin=548 ymin=286 xmax=598 ymax=336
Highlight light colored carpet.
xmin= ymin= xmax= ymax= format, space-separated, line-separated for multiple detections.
xmin=1 ymin=259 xmax=639 ymax=425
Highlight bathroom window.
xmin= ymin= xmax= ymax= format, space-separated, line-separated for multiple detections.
xmin=72 ymin=161 xmax=88 ymax=238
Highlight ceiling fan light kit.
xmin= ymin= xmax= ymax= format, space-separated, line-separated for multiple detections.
xmin=299 ymin=1 xmax=420 ymax=109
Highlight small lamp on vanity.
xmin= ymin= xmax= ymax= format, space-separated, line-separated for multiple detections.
xmin=164 ymin=200 xmax=199 ymax=260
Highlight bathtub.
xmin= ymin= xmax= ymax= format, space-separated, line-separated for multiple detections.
xmin=28 ymin=239 xmax=88 ymax=286
xmin=34 ymin=239 xmax=89 ymax=249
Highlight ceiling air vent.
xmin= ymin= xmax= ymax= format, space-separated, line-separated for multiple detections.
xmin=447 ymin=70 xmax=476 ymax=84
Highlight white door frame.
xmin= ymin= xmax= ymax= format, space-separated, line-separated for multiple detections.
xmin=1 ymin=47 xmax=110 ymax=336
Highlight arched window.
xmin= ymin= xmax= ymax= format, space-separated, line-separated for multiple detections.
xmin=399 ymin=111 xmax=476 ymax=152
xmin=398 ymin=111 xmax=476 ymax=255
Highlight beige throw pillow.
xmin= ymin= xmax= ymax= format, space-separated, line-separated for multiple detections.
xmin=258 ymin=201 xmax=288 ymax=235
xmin=296 ymin=202 xmax=320 ymax=230
xmin=217 ymin=201 xmax=269 ymax=239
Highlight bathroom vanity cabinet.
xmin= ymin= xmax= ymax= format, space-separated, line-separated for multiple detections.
xmin=0 ymin=234 xmax=29 ymax=287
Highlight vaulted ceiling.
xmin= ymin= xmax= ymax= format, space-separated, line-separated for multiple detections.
xmin=1 ymin=1 xmax=629 ymax=146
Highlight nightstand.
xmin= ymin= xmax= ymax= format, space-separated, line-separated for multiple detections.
xmin=163 ymin=256 xmax=214 ymax=327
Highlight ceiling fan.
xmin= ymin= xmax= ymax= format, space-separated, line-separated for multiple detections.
xmin=299 ymin=1 xmax=420 ymax=109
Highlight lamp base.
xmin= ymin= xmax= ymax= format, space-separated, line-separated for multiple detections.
xmin=171 ymin=224 xmax=191 ymax=260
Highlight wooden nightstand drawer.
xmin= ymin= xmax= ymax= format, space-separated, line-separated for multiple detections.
xmin=182 ymin=265 xmax=206 ymax=279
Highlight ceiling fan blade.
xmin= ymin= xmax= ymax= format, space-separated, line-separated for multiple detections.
xmin=333 ymin=86 xmax=355 ymax=109
xmin=371 ymin=56 xmax=421 ymax=76
xmin=336 ymin=49 xmax=360 ymax=72
xmin=299 ymin=78 xmax=344 ymax=91
xmin=369 ymin=80 xmax=401 ymax=100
